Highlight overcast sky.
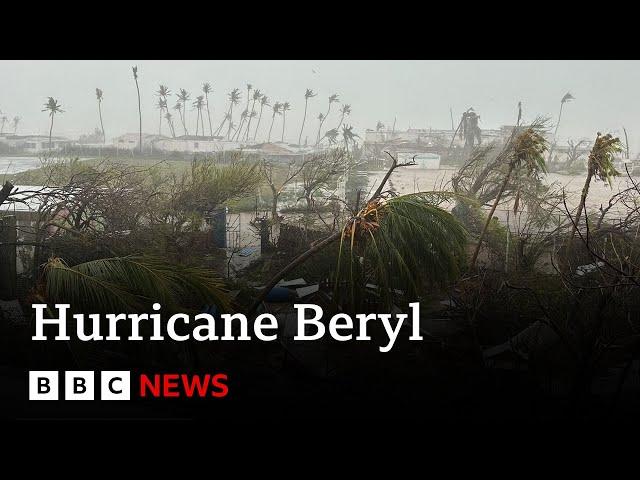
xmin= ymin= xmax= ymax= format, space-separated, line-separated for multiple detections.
xmin=1 ymin=60 xmax=640 ymax=150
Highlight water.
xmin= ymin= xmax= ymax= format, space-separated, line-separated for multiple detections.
xmin=0 ymin=156 xmax=45 ymax=175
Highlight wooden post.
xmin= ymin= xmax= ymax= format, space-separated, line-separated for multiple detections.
xmin=0 ymin=215 xmax=17 ymax=299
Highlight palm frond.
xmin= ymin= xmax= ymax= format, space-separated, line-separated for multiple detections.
xmin=334 ymin=193 xmax=467 ymax=309
xmin=43 ymin=255 xmax=231 ymax=314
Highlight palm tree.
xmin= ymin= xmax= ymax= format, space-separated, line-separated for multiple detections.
xmin=253 ymin=95 xmax=269 ymax=141
xmin=215 ymin=112 xmax=232 ymax=137
xmin=244 ymin=89 xmax=262 ymax=141
xmin=555 ymin=92 xmax=574 ymax=138
xmin=95 ymin=88 xmax=106 ymax=143
xmin=336 ymin=104 xmax=351 ymax=131
xmin=548 ymin=92 xmax=574 ymax=164
xmin=165 ymin=112 xmax=176 ymax=138
xmin=42 ymin=97 xmax=64 ymax=150
xmin=192 ymin=95 xmax=205 ymax=136
xmin=174 ymin=102 xmax=184 ymax=135
xmin=469 ymin=119 xmax=549 ymax=269
xmin=42 ymin=255 xmax=230 ymax=314
xmin=267 ymin=102 xmax=282 ymax=142
xmin=249 ymin=154 xmax=467 ymax=313
xmin=156 ymin=98 xmax=167 ymax=136
xmin=177 ymin=89 xmax=191 ymax=135
xmin=0 ymin=115 xmax=7 ymax=135
xmin=12 ymin=116 xmax=20 ymax=134
xmin=298 ymin=88 xmax=316 ymax=145
xmin=225 ymin=88 xmax=241 ymax=139
xmin=315 ymin=113 xmax=325 ymax=145
xmin=232 ymin=109 xmax=249 ymax=141
xmin=316 ymin=93 xmax=339 ymax=145
xmin=376 ymin=121 xmax=384 ymax=131
xmin=243 ymin=83 xmax=253 ymax=115
xmin=132 ymin=66 xmax=142 ymax=154
xmin=323 ymin=128 xmax=339 ymax=145
xmin=569 ymin=132 xmax=622 ymax=239
xmin=156 ymin=85 xmax=171 ymax=136
xmin=202 ymin=83 xmax=213 ymax=137
xmin=244 ymin=111 xmax=258 ymax=142
xmin=281 ymin=101 xmax=291 ymax=142
xmin=341 ymin=124 xmax=358 ymax=153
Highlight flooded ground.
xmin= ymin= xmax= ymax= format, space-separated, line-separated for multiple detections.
xmin=0 ymin=156 xmax=45 ymax=175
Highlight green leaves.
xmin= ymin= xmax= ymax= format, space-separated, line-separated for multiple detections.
xmin=43 ymin=255 xmax=231 ymax=314
xmin=589 ymin=132 xmax=623 ymax=186
xmin=335 ymin=193 xmax=468 ymax=309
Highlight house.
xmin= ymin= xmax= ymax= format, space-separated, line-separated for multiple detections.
xmin=153 ymin=135 xmax=242 ymax=154
xmin=112 ymin=133 xmax=168 ymax=152
xmin=0 ymin=134 xmax=71 ymax=153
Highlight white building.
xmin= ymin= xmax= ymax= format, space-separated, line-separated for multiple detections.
xmin=112 ymin=133 xmax=169 ymax=152
xmin=0 ymin=134 xmax=71 ymax=153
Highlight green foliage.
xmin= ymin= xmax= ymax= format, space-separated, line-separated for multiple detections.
xmin=335 ymin=192 xmax=468 ymax=310
xmin=588 ymin=133 xmax=623 ymax=186
xmin=43 ymin=255 xmax=230 ymax=314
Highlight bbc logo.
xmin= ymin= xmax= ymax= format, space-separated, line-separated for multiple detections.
xmin=29 ymin=371 xmax=130 ymax=400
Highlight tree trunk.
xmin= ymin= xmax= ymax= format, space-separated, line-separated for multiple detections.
xmin=205 ymin=95 xmax=213 ymax=136
xmin=469 ymin=163 xmax=515 ymax=269
xmin=281 ymin=112 xmax=286 ymax=142
xmin=298 ymin=98 xmax=308 ymax=145
xmin=270 ymin=186 xmax=279 ymax=223
xmin=0 ymin=181 xmax=14 ymax=207
xmin=135 ymin=78 xmax=142 ymax=155
xmin=248 ymin=229 xmax=342 ymax=314
xmin=254 ymin=105 xmax=265 ymax=141
xmin=226 ymin=105 xmax=234 ymax=139
xmin=268 ymin=114 xmax=275 ymax=142
xmin=569 ymin=170 xmax=594 ymax=240
xmin=98 ymin=101 xmax=106 ymax=143
xmin=48 ymin=116 xmax=54 ymax=150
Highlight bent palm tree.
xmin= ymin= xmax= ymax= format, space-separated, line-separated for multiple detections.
xmin=280 ymin=101 xmax=291 ymax=142
xmin=42 ymin=97 xmax=64 ymax=150
xmin=225 ymin=88 xmax=241 ymax=139
xmin=316 ymin=93 xmax=339 ymax=145
xmin=249 ymin=154 xmax=467 ymax=313
xmin=165 ymin=112 xmax=176 ymax=138
xmin=95 ymin=88 xmax=106 ymax=143
xmin=174 ymin=102 xmax=184 ymax=135
xmin=177 ymin=89 xmax=191 ymax=135
xmin=569 ymin=132 xmax=622 ymax=239
xmin=342 ymin=124 xmax=358 ymax=153
xmin=156 ymin=98 xmax=167 ymax=136
xmin=298 ymin=88 xmax=316 ymax=145
xmin=315 ymin=113 xmax=325 ymax=145
xmin=323 ymin=127 xmax=339 ymax=145
xmin=469 ymin=119 xmax=549 ymax=269
xmin=253 ymin=95 xmax=269 ymax=141
xmin=232 ymin=109 xmax=249 ymax=141
xmin=192 ymin=95 xmax=205 ymax=136
xmin=244 ymin=89 xmax=262 ymax=141
xmin=267 ymin=102 xmax=282 ymax=142
xmin=202 ymin=82 xmax=213 ymax=136
xmin=336 ymin=104 xmax=351 ymax=131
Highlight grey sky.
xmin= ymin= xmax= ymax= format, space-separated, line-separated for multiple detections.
xmin=1 ymin=60 xmax=639 ymax=150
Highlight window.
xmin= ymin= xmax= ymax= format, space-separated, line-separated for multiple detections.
xmin=194 ymin=142 xmax=199 ymax=149
xmin=25 ymin=142 xmax=37 ymax=149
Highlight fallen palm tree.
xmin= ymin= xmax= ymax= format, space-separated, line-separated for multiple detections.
xmin=248 ymin=153 xmax=467 ymax=313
